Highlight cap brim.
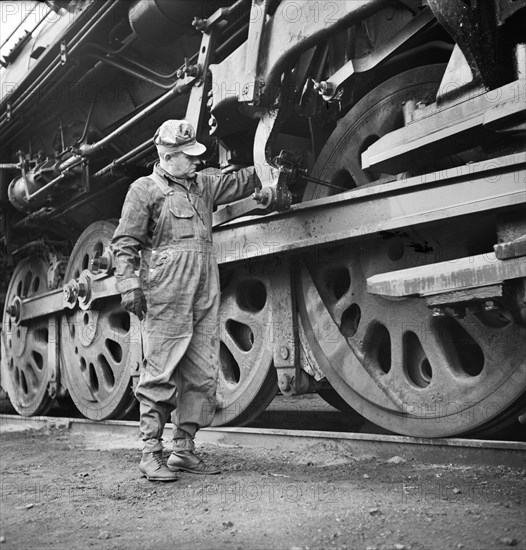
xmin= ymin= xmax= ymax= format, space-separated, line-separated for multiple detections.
xmin=180 ymin=141 xmax=207 ymax=156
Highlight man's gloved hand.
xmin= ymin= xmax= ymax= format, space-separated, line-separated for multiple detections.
xmin=121 ymin=288 xmax=147 ymax=320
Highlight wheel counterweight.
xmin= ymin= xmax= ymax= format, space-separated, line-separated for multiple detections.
xmin=61 ymin=221 xmax=139 ymax=420
xmin=1 ymin=257 xmax=55 ymax=416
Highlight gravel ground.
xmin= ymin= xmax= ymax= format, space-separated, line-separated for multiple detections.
xmin=0 ymin=421 xmax=525 ymax=550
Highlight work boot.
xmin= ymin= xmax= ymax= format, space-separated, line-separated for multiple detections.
xmin=139 ymin=451 xmax=178 ymax=482
xmin=167 ymin=450 xmax=221 ymax=475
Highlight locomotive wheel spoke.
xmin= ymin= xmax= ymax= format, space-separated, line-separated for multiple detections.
xmin=213 ymin=267 xmax=277 ymax=426
xmin=222 ymin=332 xmax=250 ymax=374
xmin=299 ymin=65 xmax=526 ymax=436
xmin=1 ymin=257 xmax=55 ymax=416
xmin=61 ymin=221 xmax=139 ymax=420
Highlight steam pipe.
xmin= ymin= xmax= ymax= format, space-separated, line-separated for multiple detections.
xmin=92 ymin=138 xmax=154 ymax=179
xmin=26 ymin=157 xmax=83 ymax=202
xmin=85 ymin=43 xmax=188 ymax=80
xmin=78 ymin=100 xmax=96 ymax=145
xmin=13 ymin=74 xmax=192 ymax=207
xmin=82 ymin=34 xmax=137 ymax=57
xmin=26 ymin=173 xmax=66 ymax=202
xmin=77 ymin=76 xmax=195 ymax=157
xmin=84 ymin=53 xmax=179 ymax=89
xmin=84 ymin=20 xmax=248 ymax=90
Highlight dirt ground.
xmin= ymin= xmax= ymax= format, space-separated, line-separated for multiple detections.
xmin=0 ymin=420 xmax=525 ymax=550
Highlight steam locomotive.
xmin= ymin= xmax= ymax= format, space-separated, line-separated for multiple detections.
xmin=1 ymin=0 xmax=525 ymax=437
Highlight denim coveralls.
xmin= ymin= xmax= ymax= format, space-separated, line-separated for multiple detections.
xmin=112 ymin=163 xmax=257 ymax=452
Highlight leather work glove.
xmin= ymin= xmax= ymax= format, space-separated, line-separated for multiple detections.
xmin=120 ymin=288 xmax=147 ymax=320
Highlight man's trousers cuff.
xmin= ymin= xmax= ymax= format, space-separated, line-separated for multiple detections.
xmin=173 ymin=438 xmax=195 ymax=452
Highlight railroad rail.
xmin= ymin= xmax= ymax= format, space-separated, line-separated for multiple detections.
xmin=1 ymin=414 xmax=525 ymax=469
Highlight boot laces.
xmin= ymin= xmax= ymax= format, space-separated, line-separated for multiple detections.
xmin=152 ymin=451 xmax=163 ymax=467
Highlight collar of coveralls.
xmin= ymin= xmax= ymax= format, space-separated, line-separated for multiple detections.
xmin=153 ymin=162 xmax=200 ymax=194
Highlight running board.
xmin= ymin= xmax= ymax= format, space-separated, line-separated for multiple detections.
xmin=361 ymin=78 xmax=526 ymax=174
xmin=366 ymin=252 xmax=526 ymax=298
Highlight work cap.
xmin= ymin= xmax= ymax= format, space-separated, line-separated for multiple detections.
xmin=153 ymin=119 xmax=206 ymax=156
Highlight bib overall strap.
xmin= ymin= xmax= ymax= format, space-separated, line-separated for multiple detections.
xmin=149 ymin=173 xmax=174 ymax=249
xmin=150 ymin=171 xmax=174 ymax=197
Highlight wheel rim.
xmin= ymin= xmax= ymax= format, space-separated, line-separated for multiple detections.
xmin=1 ymin=257 xmax=54 ymax=416
xmin=299 ymin=65 xmax=526 ymax=436
xmin=212 ymin=265 xmax=277 ymax=426
xmin=61 ymin=221 xmax=140 ymax=420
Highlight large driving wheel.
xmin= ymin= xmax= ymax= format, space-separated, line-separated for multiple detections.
xmin=60 ymin=221 xmax=140 ymax=420
xmin=298 ymin=65 xmax=526 ymax=436
xmin=1 ymin=257 xmax=55 ymax=416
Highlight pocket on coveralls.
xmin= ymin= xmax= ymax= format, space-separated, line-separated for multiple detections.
xmin=169 ymin=201 xmax=195 ymax=239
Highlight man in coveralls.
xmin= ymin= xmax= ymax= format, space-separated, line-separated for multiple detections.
xmin=111 ymin=120 xmax=259 ymax=481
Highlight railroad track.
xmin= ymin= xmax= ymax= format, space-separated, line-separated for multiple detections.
xmin=1 ymin=413 xmax=524 ymax=469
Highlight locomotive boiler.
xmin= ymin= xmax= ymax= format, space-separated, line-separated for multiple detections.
xmin=1 ymin=0 xmax=525 ymax=437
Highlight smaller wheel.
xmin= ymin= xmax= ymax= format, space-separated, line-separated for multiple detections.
xmin=61 ymin=221 xmax=140 ymax=420
xmin=1 ymin=257 xmax=55 ymax=416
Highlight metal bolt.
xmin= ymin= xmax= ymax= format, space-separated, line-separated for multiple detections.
xmin=432 ymin=307 xmax=446 ymax=317
xmin=483 ymin=300 xmax=498 ymax=312
xmin=253 ymin=187 xmax=273 ymax=206
xmin=63 ymin=281 xmax=78 ymax=303
xmin=278 ymin=374 xmax=292 ymax=393
xmin=279 ymin=346 xmax=289 ymax=360
xmin=313 ymin=80 xmax=335 ymax=96
xmin=192 ymin=17 xmax=207 ymax=31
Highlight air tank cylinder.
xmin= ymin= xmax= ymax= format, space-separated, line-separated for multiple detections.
xmin=7 ymin=159 xmax=57 ymax=211
xmin=8 ymin=172 xmax=46 ymax=211
xmin=129 ymin=0 xmax=210 ymax=46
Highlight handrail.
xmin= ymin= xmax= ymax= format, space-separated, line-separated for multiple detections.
xmin=0 ymin=4 xmax=54 ymax=61
xmin=0 ymin=1 xmax=37 ymax=51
